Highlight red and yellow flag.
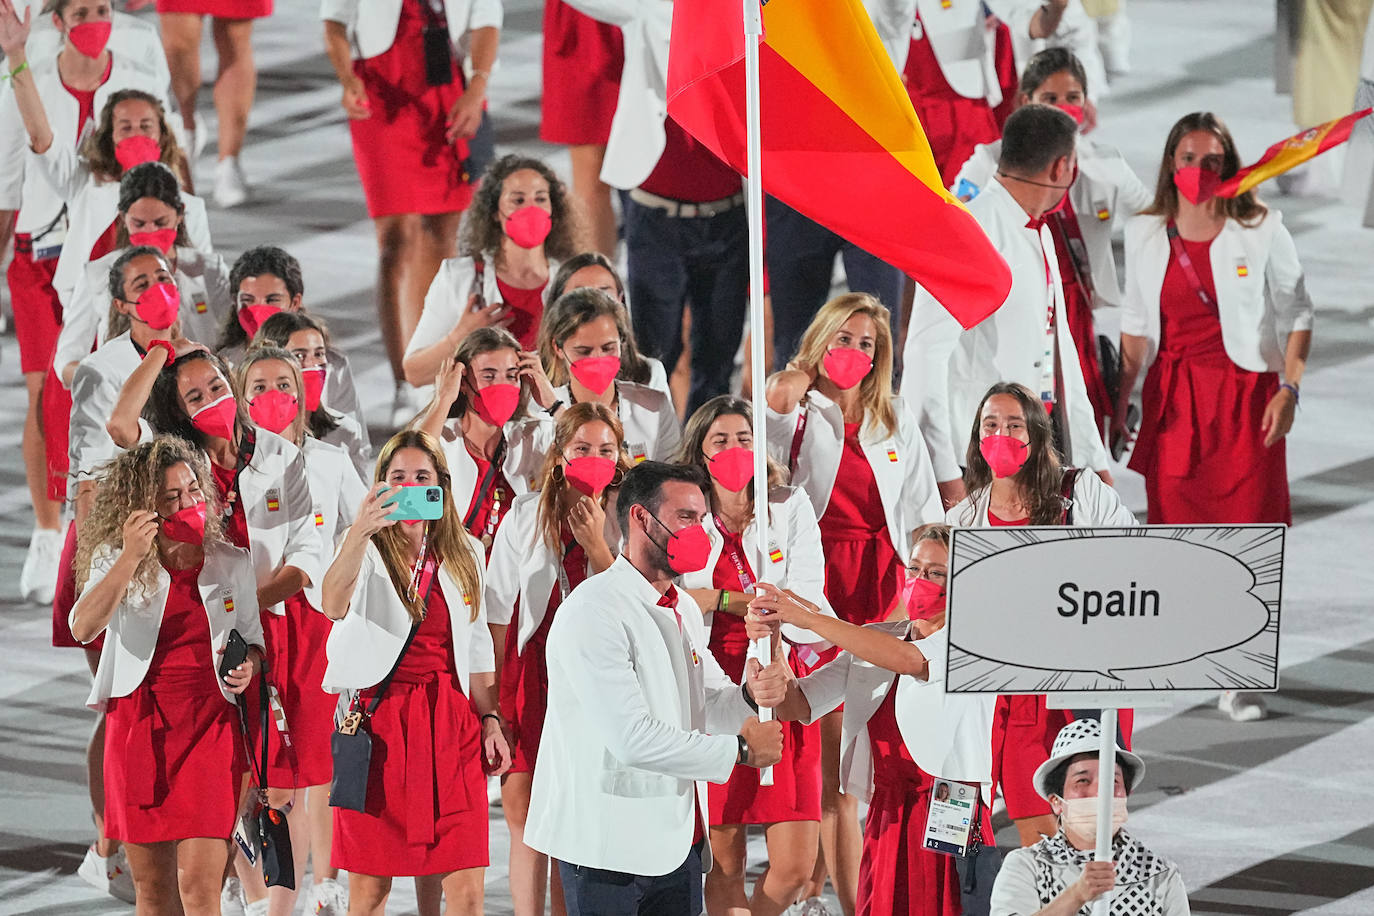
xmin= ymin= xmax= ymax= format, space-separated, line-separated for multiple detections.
xmin=666 ymin=0 xmax=1011 ymax=329
xmin=1218 ymin=108 xmax=1373 ymax=198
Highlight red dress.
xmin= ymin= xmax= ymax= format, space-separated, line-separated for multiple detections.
xmin=276 ymin=591 xmax=336 ymax=787
xmin=348 ymin=2 xmax=475 ymax=218
xmin=540 ymin=0 xmax=623 ymax=145
xmin=1049 ymin=200 xmax=1113 ymax=442
xmin=104 ymin=563 xmax=246 ymax=843
xmin=332 ymin=563 xmax=488 ymax=875
xmin=856 ymin=684 xmax=971 ymax=916
xmin=1129 ymin=235 xmax=1291 ymax=524
xmin=501 ymin=531 xmax=586 ymax=773
xmin=820 ymin=423 xmax=904 ymax=630
xmin=156 ymin=0 xmax=273 ymax=17
xmin=464 ymin=445 xmax=513 ymax=557
xmin=706 ymin=526 xmax=821 ymax=826
xmin=903 ymin=12 xmax=1000 ymax=187
xmin=494 ymin=277 xmax=546 ymax=351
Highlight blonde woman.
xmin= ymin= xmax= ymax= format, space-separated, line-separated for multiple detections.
xmin=321 ymin=430 xmax=511 ymax=915
xmin=764 ymin=292 xmax=942 ymax=915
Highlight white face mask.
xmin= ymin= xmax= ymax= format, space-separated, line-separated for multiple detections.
xmin=1057 ymin=795 xmax=1128 ymax=846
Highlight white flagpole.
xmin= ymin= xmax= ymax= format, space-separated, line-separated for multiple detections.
xmin=742 ymin=0 xmax=773 ymax=787
xmin=1091 ymin=708 xmax=1118 ymax=915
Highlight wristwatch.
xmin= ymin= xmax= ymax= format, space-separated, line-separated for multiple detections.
xmin=736 ymin=734 xmax=750 ymax=766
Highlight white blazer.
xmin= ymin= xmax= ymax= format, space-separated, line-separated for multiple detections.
xmin=79 ymin=540 xmax=263 ymax=710
xmin=21 ymin=5 xmax=171 ymax=93
xmin=901 ymin=177 xmax=1110 ymax=480
xmin=485 ymin=490 xmax=621 ymax=653
xmin=1120 ymin=212 xmax=1314 ymax=375
xmin=67 ymin=332 xmax=149 ymax=499
xmin=526 ymin=556 xmax=756 ymax=876
xmin=406 ymin=255 xmax=564 ymax=363
xmin=945 ymin=466 xmax=1137 ymax=528
xmin=319 ymin=0 xmax=503 ymax=61
xmin=436 ymin=413 xmax=553 ymax=514
xmin=765 ymin=389 xmax=942 ymax=563
xmin=798 ymin=622 xmax=996 ymax=803
xmin=0 ymin=51 xmax=167 ymax=236
xmin=323 ymin=534 xmax=494 ymax=695
xmin=952 ymin=137 xmax=1153 ymax=308
xmin=301 ymin=436 xmax=368 ymax=610
xmin=676 ymin=485 xmax=835 ymax=646
xmin=221 ymin=343 xmax=370 ymax=454
xmin=552 ymin=380 xmax=681 ymax=464
xmin=56 ymin=246 xmax=231 ymax=382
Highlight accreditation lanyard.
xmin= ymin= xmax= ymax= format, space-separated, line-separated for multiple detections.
xmin=554 ymin=536 xmax=584 ymax=602
xmin=712 ymin=516 xmax=755 ymax=592
xmin=406 ymin=529 xmax=432 ymax=606
xmin=1165 ymin=222 xmax=1217 ymax=311
xmin=1030 ymin=221 xmax=1059 ymax=408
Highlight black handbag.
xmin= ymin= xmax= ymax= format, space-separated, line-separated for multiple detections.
xmin=236 ymin=658 xmax=295 ymax=890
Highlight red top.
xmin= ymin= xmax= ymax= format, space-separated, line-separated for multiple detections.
xmin=495 ymin=277 xmax=546 ymax=350
xmin=62 ymin=55 xmax=113 ymax=141
xmin=1160 ymin=236 xmax=1228 ymax=364
xmin=866 ymin=679 xmax=916 ymax=767
xmin=820 ymin=423 xmax=886 ymax=536
xmin=706 ymin=524 xmax=756 ymax=682
xmin=638 ymin=116 xmax=742 ymax=203
xmin=398 ymin=554 xmax=457 ymax=680
xmin=464 ymin=445 xmax=513 ymax=556
xmin=987 ymin=510 xmax=1029 ymax=527
xmin=210 ymin=461 xmax=250 ymax=550
xmin=147 ymin=562 xmax=220 ymax=695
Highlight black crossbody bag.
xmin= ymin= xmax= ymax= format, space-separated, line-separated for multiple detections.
xmin=235 ymin=657 xmax=294 ymax=889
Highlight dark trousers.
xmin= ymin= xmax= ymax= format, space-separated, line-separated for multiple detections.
xmin=558 ymin=842 xmax=704 ymax=916
xmin=764 ymin=196 xmax=905 ymax=370
xmin=624 ymin=196 xmax=749 ymax=417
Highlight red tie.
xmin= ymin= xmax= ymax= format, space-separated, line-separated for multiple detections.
xmin=658 ymin=586 xmax=682 ymax=633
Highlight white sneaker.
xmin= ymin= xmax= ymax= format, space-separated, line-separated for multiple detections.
xmin=77 ymin=844 xmax=136 ymax=904
xmin=310 ymin=877 xmax=349 ymax=916
xmin=214 ymin=155 xmax=250 ymax=208
xmin=19 ymin=526 xmax=63 ymax=605
xmin=221 ymin=876 xmax=246 ymax=916
xmin=487 ymin=774 xmax=502 ymax=808
xmin=1219 ymin=690 xmax=1267 ymax=722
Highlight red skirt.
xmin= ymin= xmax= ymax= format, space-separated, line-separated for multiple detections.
xmin=349 ymin=6 xmax=475 ymax=219
xmin=156 ymin=0 xmax=272 ymax=18
xmin=500 ymin=601 xmax=554 ymax=775
xmin=104 ymin=677 xmax=245 ymax=844
xmin=243 ymin=611 xmax=298 ymax=788
xmin=821 ymin=531 xmax=903 ymax=628
xmin=995 ymin=695 xmax=1069 ymax=821
xmin=856 ymin=757 xmax=962 ymax=916
xmin=332 ymin=671 xmax=488 ymax=876
xmin=1129 ymin=353 xmax=1291 ymax=524
xmin=539 ymin=0 xmax=623 ymax=145
xmin=279 ymin=593 xmax=336 ymax=787
xmin=8 ymin=239 xmax=62 ymax=375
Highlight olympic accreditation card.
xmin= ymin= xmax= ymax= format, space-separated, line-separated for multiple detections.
xmin=923 ymin=778 xmax=978 ymax=856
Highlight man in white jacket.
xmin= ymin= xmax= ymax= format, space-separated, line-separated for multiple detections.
xmin=902 ymin=104 xmax=1113 ymax=508
xmin=525 ymin=461 xmax=787 ymax=915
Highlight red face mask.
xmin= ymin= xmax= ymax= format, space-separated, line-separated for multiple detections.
xmin=248 ymin=389 xmax=299 ymax=434
xmin=190 ymin=393 xmax=237 ymax=441
xmin=161 ymin=501 xmax=207 ymax=544
xmin=823 ymin=347 xmax=873 ymax=390
xmin=901 ymin=575 xmax=946 ymax=620
xmin=707 ymin=447 xmax=755 ymax=493
xmin=1055 ymin=103 xmax=1086 ymax=126
xmin=115 ymin=135 xmax=162 ymax=170
xmin=647 ymin=513 xmax=712 ymax=574
xmin=134 ymin=282 xmax=180 ymax=330
xmin=979 ymin=434 xmax=1029 ymax=479
xmin=564 ymin=455 xmax=616 ymax=498
xmin=1173 ymin=166 xmax=1221 ymax=205
xmin=129 ymin=227 xmax=178 ymax=253
xmin=470 ymin=382 xmax=521 ymax=427
xmin=301 ymin=365 xmax=326 ymax=412
xmin=505 ymin=206 xmax=553 ymax=249
xmin=68 ymin=20 xmax=111 ymax=58
xmin=569 ymin=354 xmax=621 ymax=396
xmin=237 ymin=304 xmax=281 ymax=337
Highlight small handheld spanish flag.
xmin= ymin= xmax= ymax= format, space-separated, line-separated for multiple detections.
xmin=1218 ymin=108 xmax=1373 ymax=198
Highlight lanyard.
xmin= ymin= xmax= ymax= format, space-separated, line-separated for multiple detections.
xmin=222 ymin=428 xmax=257 ymax=527
xmin=788 ymin=402 xmax=809 ymax=473
xmin=554 ymin=536 xmax=583 ymax=601
xmin=463 ymin=437 xmax=508 ymax=544
xmin=406 ymin=529 xmax=431 ymax=603
xmin=1032 ymin=223 xmax=1059 ymax=408
xmin=712 ymin=516 xmax=755 ymax=592
xmin=1165 ymin=222 xmax=1217 ymax=310
xmin=1047 ymin=198 xmax=1095 ymax=299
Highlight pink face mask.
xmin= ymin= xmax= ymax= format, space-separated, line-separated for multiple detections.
xmin=190 ymin=394 xmax=237 ymax=442
xmin=504 ymin=206 xmax=553 ymax=249
xmin=647 ymin=514 xmax=712 ymax=574
xmin=980 ymin=434 xmax=1030 ymax=479
xmin=564 ymin=455 xmax=616 ymax=498
xmin=161 ymin=501 xmax=208 ymax=544
xmin=248 ymin=389 xmax=299 ymax=434
xmin=129 ymin=227 xmax=178 ymax=253
xmin=68 ymin=20 xmax=111 ymax=58
xmin=901 ymin=575 xmax=946 ymax=620
xmin=301 ymin=365 xmax=326 ymax=412
xmin=237 ymin=304 xmax=281 ymax=337
xmin=134 ymin=282 xmax=180 ymax=330
xmin=707 ymin=447 xmax=755 ymax=493
xmin=1173 ymin=166 xmax=1221 ymax=205
xmin=1055 ymin=103 xmax=1086 ymax=126
xmin=823 ymin=347 xmax=873 ymax=390
xmin=569 ymin=354 xmax=621 ymax=396
xmin=115 ymin=135 xmax=162 ymax=170
xmin=470 ymin=383 xmax=521 ymax=427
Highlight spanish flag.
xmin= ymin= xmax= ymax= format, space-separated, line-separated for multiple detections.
xmin=666 ymin=0 xmax=1011 ymax=329
xmin=1218 ymin=108 xmax=1373 ymax=198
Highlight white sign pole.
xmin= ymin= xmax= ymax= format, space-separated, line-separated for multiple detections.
xmin=1091 ymin=707 xmax=1117 ymax=916
xmin=742 ymin=0 xmax=773 ymax=787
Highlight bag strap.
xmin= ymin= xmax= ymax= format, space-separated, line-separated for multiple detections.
xmin=234 ymin=653 xmax=272 ymax=795
xmin=787 ymin=402 xmax=808 ymax=473
xmin=1165 ymin=222 xmax=1217 ymax=310
xmin=1060 ymin=467 xmax=1082 ymax=526
xmin=363 ymin=562 xmax=440 ymax=717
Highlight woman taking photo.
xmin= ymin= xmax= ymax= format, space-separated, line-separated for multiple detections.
xmin=764 ymin=292 xmax=942 ymax=915
xmin=402 ymin=154 xmax=578 ymax=395
xmin=674 ymin=395 xmax=831 ymax=916
xmin=321 ymin=0 xmax=500 ymax=426
xmin=69 ymin=436 xmax=264 ymax=912
xmin=321 ymin=429 xmax=511 ymax=915
xmin=485 ymin=401 xmax=627 ymax=916
xmin=539 ymin=287 xmax=680 ymax=463
xmin=950 ymin=381 xmax=1135 ymax=848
